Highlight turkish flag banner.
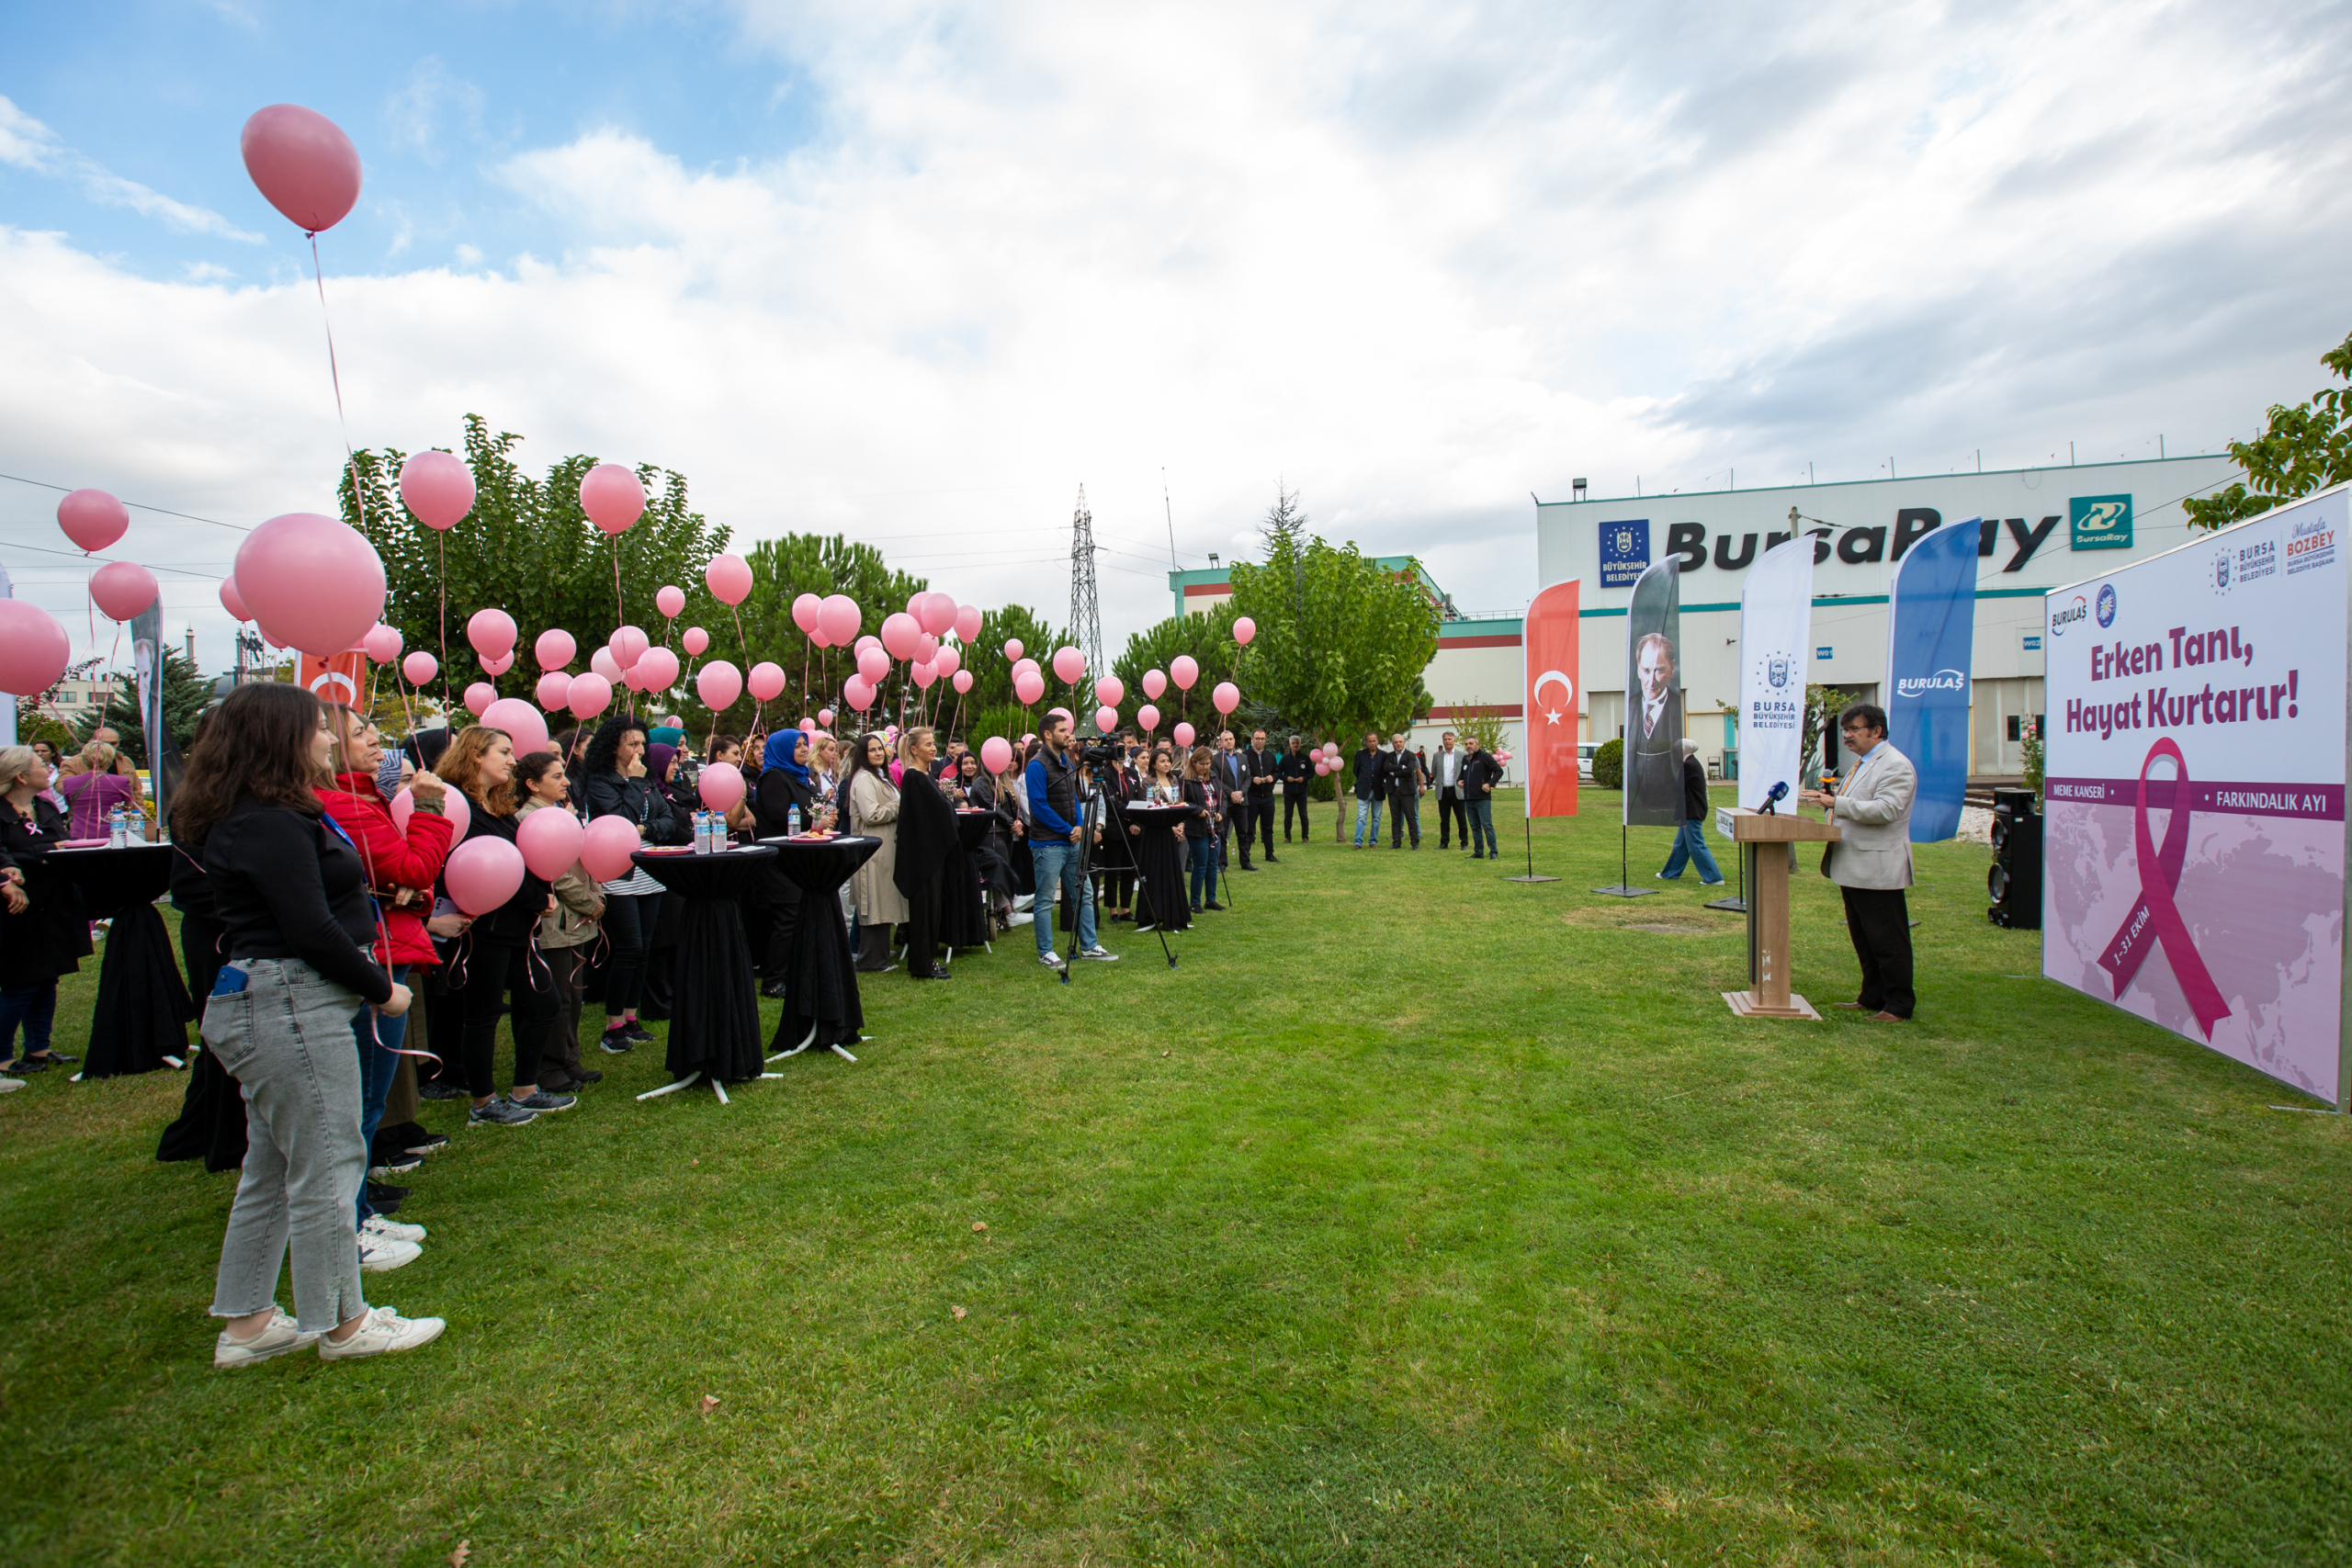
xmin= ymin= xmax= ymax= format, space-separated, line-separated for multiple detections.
xmin=1524 ymin=578 xmax=1580 ymax=817
xmin=298 ymin=649 xmax=368 ymax=707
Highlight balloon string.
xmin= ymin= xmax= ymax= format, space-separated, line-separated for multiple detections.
xmin=437 ymin=532 xmax=450 ymax=719
xmin=611 ymin=537 xmax=623 ymax=627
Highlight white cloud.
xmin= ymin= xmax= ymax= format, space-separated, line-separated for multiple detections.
xmin=0 ymin=95 xmax=263 ymax=243
xmin=384 ymin=57 xmax=485 ymax=165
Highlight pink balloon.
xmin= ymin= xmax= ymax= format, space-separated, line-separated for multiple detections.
xmin=1232 ymin=615 xmax=1257 ymax=647
xmin=818 ymin=707 xmax=835 ymax=727
xmin=622 ymin=665 xmax=647 ymax=693
xmin=481 ymin=697 xmax=550 ymax=757
xmin=392 ymin=783 xmax=468 ymax=842
xmin=1002 ymin=637 xmax=1024 ymax=661
xmin=536 ymin=628 xmax=576 ymax=670
xmin=1314 ymin=761 xmax=1329 ymax=776
xmin=696 ymin=659 xmax=742 ymax=711
xmin=656 ymin=584 xmax=686 ymax=619
xmin=933 ymin=645 xmax=961 ymax=678
xmin=1170 ymin=655 xmax=1199 ymax=691
xmin=581 ymin=815 xmax=640 ymax=883
xmin=481 ymin=650 xmax=515 ymax=677
xmin=1172 ymin=722 xmax=1196 ymax=749
xmin=401 ymin=650 xmax=437 ymax=686
xmin=952 ymin=671 xmax=973 ymax=694
xmin=916 ymin=633 xmax=940 ymax=665
xmin=955 ymin=604 xmax=982 ymax=643
xmin=466 ymin=607 xmax=517 ymax=660
xmin=0 ymin=601 xmax=71 ymax=695
xmin=1137 ymin=704 xmax=1159 ymax=732
xmin=609 ymin=626 xmax=650 ymax=667
xmin=683 ymin=626 xmax=710 ymax=656
xmin=818 ymin=594 xmax=861 ymax=647
xmin=1094 ymin=705 xmax=1118 ymax=734
xmin=978 ymin=736 xmax=1012 ymax=775
xmin=567 ymin=671 xmax=614 ymax=719
xmin=57 ymin=489 xmax=128 ymax=553
xmin=397 ymin=450 xmax=474 ymax=531
xmin=635 ymin=646 xmax=681 ymax=691
xmin=240 ymin=104 xmax=362 ymax=233
xmin=911 ymin=661 xmax=937 ymax=690
xmin=1093 ymin=676 xmax=1124 ymax=708
xmin=219 ymin=577 xmax=252 ymax=622
xmin=589 ymin=647 xmax=622 ymax=682
xmin=1046 ymin=707 xmax=1072 ymax=725
xmin=915 ymin=591 xmax=956 ymax=636
xmin=536 ymin=671 xmax=573 ymax=710
xmin=697 ymin=761 xmax=746 ymax=813
xmin=798 ymin=716 xmax=818 ymax=737
xmin=792 ymin=592 xmax=822 ymax=635
xmin=464 ymin=682 xmax=496 ymax=716
xmin=1013 ymin=657 xmax=1040 ymax=680
xmin=261 ymin=628 xmax=287 ymax=650
xmin=1051 ymin=646 xmax=1084 ymax=684
xmin=1012 ymin=668 xmax=1046 ymax=705
xmin=748 ymin=661 xmax=787 ymax=702
xmin=856 ymin=635 xmax=881 ymax=655
xmin=1141 ymin=669 xmax=1166 ymax=700
xmin=880 ymin=613 xmax=922 ymax=661
xmin=90 ymin=560 xmax=158 ymax=622
xmin=856 ymin=645 xmax=890 ymax=682
xmin=363 ymin=624 xmax=403 ymax=663
xmin=232 ymin=512 xmax=386 ymax=659
xmin=1211 ymin=682 xmax=1240 ymax=715
xmin=706 ymin=553 xmax=753 ymax=607
xmin=515 ymin=806 xmax=584 ymax=882
xmin=843 ymin=674 xmax=876 ymax=712
xmin=580 ymin=464 xmax=646 ymax=536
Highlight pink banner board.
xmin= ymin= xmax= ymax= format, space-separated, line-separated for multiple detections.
xmin=2042 ymin=483 xmax=2349 ymax=1104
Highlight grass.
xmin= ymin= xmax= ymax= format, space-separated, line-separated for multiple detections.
xmin=3 ymin=786 xmax=2348 ymax=1566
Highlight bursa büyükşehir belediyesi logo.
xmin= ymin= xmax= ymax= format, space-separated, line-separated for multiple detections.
xmin=2096 ymin=583 xmax=2116 ymax=627
xmin=2050 ymin=594 xmax=2086 ymax=637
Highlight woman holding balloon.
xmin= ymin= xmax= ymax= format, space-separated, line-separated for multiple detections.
xmin=432 ymin=728 xmax=571 ymax=1125
xmin=514 ymin=750 xmax=604 ymax=1095
xmin=579 ymin=716 xmax=684 ymax=1050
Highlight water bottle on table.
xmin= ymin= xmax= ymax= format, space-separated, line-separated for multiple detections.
xmin=787 ymin=806 xmax=801 ymax=838
xmin=107 ymin=805 xmax=127 ymax=848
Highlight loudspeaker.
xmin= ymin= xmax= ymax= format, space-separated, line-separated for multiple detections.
xmin=1986 ymin=786 xmax=2041 ymax=929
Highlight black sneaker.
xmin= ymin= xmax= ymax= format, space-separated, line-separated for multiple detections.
xmin=402 ymin=1133 xmax=450 ymax=1156
xmin=418 ymin=1080 xmax=467 ymax=1100
xmin=368 ymin=1182 xmax=411 ymax=1210
xmin=1203 ymin=900 xmax=1226 ymax=911
xmin=620 ymin=1022 xmax=656 ymax=1045
xmin=598 ymin=1027 xmax=634 ymax=1055
xmin=569 ymin=1067 xmax=604 ymax=1085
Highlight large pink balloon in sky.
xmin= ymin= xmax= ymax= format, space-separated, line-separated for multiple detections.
xmin=535 ymin=629 xmax=575 ymax=671
xmin=1141 ymin=669 xmax=1166 ymax=700
xmin=481 ymin=696 xmax=551 ymax=758
xmin=0 ymin=601 xmax=72 ymax=695
xmin=90 ymin=561 xmax=158 ymax=622
xmin=843 ymin=674 xmax=876 ymax=712
xmin=655 ymin=584 xmax=686 ymax=619
xmin=362 ymin=624 xmax=403 ymax=663
xmin=402 ymin=650 xmax=437 ymax=686
xmin=398 ymin=450 xmax=474 ymax=531
xmin=579 ymin=464 xmax=646 ymax=536
xmin=536 ymin=671 xmax=572 ymax=711
xmin=706 ymin=553 xmax=752 ymax=607
xmin=466 ymin=607 xmax=517 ymax=660
xmin=233 ymin=512 xmax=386 ymax=658
xmin=696 ymin=660 xmax=742 ymax=711
xmin=1001 ymin=637 xmax=1023 ymax=661
xmin=567 ymin=671 xmax=614 ymax=719
xmin=955 ymin=604 xmax=982 ymax=643
xmin=915 ymin=592 xmax=957 ymax=637
xmin=1051 ymin=646 xmax=1084 ymax=684
xmin=1170 ymin=655 xmax=1198 ymax=690
xmin=1211 ymin=682 xmax=1240 ymax=715
xmin=682 ymin=626 xmax=709 ymax=656
xmin=219 ymin=578 xmax=251 ymax=622
xmin=1012 ymin=668 xmax=1046 ymax=705
xmin=1231 ymin=616 xmax=1257 ymax=647
xmin=855 ymin=645 xmax=889 ymax=683
xmin=240 ymin=105 xmax=362 ymax=233
xmin=818 ymin=593 xmax=861 ymax=647
xmin=635 ymin=646 xmax=681 ymax=692
xmin=57 ymin=490 xmax=128 ymax=554
xmin=792 ymin=593 xmax=822 ymax=635
xmin=748 ymin=662 xmax=787 ymax=702
xmin=880 ymin=613 xmax=922 ymax=661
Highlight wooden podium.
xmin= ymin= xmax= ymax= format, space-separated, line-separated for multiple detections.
xmin=1724 ymin=807 xmax=1842 ymax=1021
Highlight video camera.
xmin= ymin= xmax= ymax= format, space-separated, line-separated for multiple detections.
xmin=1078 ymin=738 xmax=1124 ymax=768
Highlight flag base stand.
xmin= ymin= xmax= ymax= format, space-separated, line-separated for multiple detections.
xmin=1703 ymin=895 xmax=1747 ymax=912
xmin=1508 ymin=875 xmax=1562 ymax=884
xmin=1593 ymin=824 xmax=1657 ymax=897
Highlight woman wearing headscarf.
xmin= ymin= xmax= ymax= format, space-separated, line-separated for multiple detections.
xmin=579 ymin=716 xmax=682 ymax=1051
xmin=891 ymin=728 xmax=957 ymax=982
xmin=0 ymin=746 xmax=89 ymax=1073
xmin=842 ymin=732 xmax=904 ymax=973
xmin=752 ymin=729 xmax=821 ymax=997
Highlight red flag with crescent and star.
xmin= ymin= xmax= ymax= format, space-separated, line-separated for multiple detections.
xmin=297 ymin=649 xmax=368 ymax=708
xmin=1524 ymin=578 xmax=1579 ymax=817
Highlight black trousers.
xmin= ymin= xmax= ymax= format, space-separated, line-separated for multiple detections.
xmin=1226 ymin=798 xmax=1253 ymax=866
xmin=1250 ymin=795 xmax=1276 ymax=857
xmin=601 ymin=890 xmax=660 ymax=1019
xmin=761 ymin=881 xmax=802 ymax=980
xmin=1840 ymin=885 xmax=1916 ymax=1019
xmin=1389 ymin=793 xmax=1419 ymax=846
xmin=455 ymin=938 xmax=558 ymax=1098
xmin=1437 ymin=792 xmax=1467 ymax=846
xmin=1283 ymin=790 xmax=1310 ymax=840
xmin=903 ymin=879 xmax=942 ymax=977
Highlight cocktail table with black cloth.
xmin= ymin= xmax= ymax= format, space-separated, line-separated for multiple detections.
xmin=628 ymin=847 xmax=772 ymax=1087
xmin=47 ymin=842 xmax=192 ymax=1077
xmin=1123 ymin=804 xmax=1198 ymax=933
xmin=763 ymin=835 xmax=881 ymax=1057
xmin=941 ymin=810 xmax=995 ymax=951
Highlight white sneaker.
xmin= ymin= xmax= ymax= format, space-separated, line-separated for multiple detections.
xmin=1006 ymin=911 xmax=1034 ymax=927
xmin=361 ymin=1213 xmax=427 ymax=1245
xmin=212 ymin=1306 xmax=319 ymax=1369
xmin=316 ymin=1304 xmax=447 ymax=1360
xmin=358 ymin=1235 xmax=422 ymax=1272
xmin=1078 ymin=946 xmax=1121 ymax=963
xmin=1038 ymin=951 xmax=1067 ymax=970
xmin=0 ymin=1077 xmax=23 ymax=1093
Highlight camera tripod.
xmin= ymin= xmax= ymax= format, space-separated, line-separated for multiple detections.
xmin=1057 ymin=764 xmax=1177 ymax=983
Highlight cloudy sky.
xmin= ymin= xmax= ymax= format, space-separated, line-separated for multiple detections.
xmin=2 ymin=0 xmax=2346 ymax=671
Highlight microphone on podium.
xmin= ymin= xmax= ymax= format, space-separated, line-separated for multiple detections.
xmin=1759 ymin=780 xmax=1789 ymax=816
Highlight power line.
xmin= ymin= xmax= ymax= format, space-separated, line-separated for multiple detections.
xmin=0 ymin=471 xmax=251 ymax=531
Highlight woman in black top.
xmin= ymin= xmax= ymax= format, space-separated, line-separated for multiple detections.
xmin=431 ymin=726 xmax=569 ymax=1124
xmin=0 ymin=746 xmax=91 ymax=1072
xmin=178 ymin=682 xmax=442 ymax=1364
xmin=752 ymin=730 xmax=822 ymax=995
xmin=578 ymin=716 xmax=684 ymax=1049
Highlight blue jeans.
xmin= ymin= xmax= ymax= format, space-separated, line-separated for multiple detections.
xmin=1031 ymin=840 xmax=1097 ymax=957
xmin=1466 ymin=797 xmax=1498 ymax=856
xmin=353 ymin=965 xmax=407 ymax=1224
xmin=1352 ymin=795 xmax=1383 ymax=845
xmin=1189 ymin=838 xmax=1219 ymax=906
xmin=0 ymin=982 xmax=59 ymax=1060
xmin=1659 ymin=820 xmax=1724 ymax=882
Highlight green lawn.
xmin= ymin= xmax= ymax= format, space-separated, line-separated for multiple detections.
xmin=4 ymin=788 xmax=2348 ymax=1566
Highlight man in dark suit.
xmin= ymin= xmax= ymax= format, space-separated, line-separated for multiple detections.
xmin=1350 ymin=731 xmax=1390 ymax=847
xmin=1626 ymin=631 xmax=1685 ymax=822
xmin=1242 ymin=728 xmax=1280 ymax=863
xmin=1385 ymin=733 xmax=1424 ymax=848
xmin=1215 ymin=730 xmax=1253 ymax=870
xmin=1276 ymin=735 xmax=1313 ymax=841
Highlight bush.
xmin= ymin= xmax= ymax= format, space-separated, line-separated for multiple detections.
xmin=1591 ymin=738 xmax=1623 ymax=790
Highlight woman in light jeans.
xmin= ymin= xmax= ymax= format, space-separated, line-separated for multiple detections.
xmin=177 ymin=682 xmax=444 ymax=1366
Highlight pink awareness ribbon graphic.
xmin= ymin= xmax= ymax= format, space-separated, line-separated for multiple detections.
xmin=2097 ymin=737 xmax=2232 ymax=1038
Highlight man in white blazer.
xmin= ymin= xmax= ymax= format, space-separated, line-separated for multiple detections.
xmin=1801 ymin=702 xmax=1917 ymax=1021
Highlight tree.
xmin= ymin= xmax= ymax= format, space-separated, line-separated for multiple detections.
xmin=2186 ymin=330 xmax=2352 ymax=530
xmin=715 ymin=534 xmax=930 ymax=734
xmin=74 ymin=648 xmax=213 ymax=765
xmin=341 ymin=415 xmax=731 ymax=705
xmin=1451 ymin=699 xmax=1510 ymax=759
xmin=968 ymin=605 xmax=1069 ymax=712
xmin=1111 ymin=603 xmax=1240 ymax=728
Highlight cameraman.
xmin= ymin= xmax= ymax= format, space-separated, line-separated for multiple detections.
xmin=1023 ymin=714 xmax=1120 ymax=971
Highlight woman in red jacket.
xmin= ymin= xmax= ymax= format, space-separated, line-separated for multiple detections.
xmin=319 ymin=705 xmax=458 ymax=1256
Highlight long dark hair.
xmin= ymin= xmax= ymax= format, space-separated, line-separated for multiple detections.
xmin=172 ymin=682 xmax=326 ymax=852
xmin=512 ymin=749 xmax=566 ymax=811
xmin=581 ymin=715 xmax=643 ymax=780
xmin=842 ymin=730 xmax=892 ymax=799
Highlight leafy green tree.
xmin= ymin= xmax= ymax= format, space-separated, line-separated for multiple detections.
xmin=341 ymin=415 xmax=730 ymax=705
xmin=967 ymin=605 xmax=1069 ymax=712
xmin=74 ymin=648 xmax=213 ymax=764
xmin=2186 ymin=330 xmax=2352 ymax=530
xmin=1110 ymin=602 xmax=1240 ymax=728
xmin=718 ymin=534 xmax=929 ymax=733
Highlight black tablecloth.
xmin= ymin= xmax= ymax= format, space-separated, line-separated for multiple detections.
xmin=762 ymin=836 xmax=881 ymax=1053
xmin=1124 ymin=805 xmax=1198 ymax=931
xmin=46 ymin=843 xmax=191 ymax=1078
xmin=941 ymin=812 xmax=994 ymax=948
xmin=629 ymin=848 xmax=770 ymax=1083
